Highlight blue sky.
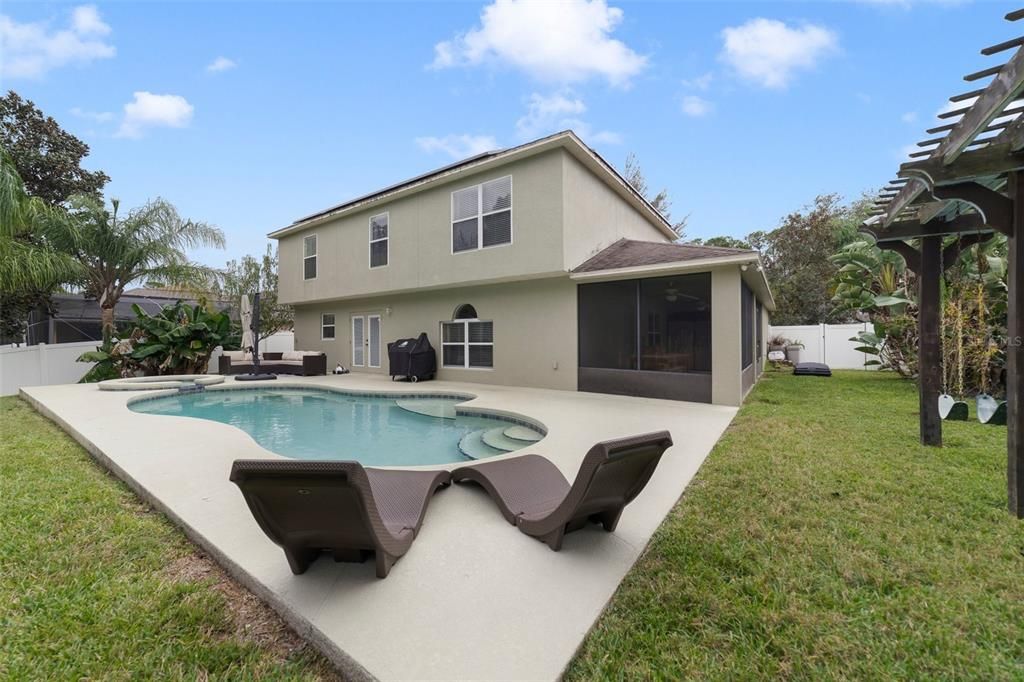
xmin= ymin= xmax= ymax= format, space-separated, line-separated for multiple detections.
xmin=0 ymin=0 xmax=1010 ymax=267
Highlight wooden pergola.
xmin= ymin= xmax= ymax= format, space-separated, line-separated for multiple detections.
xmin=861 ymin=8 xmax=1024 ymax=518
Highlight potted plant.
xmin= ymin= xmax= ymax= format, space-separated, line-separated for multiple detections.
xmin=768 ymin=334 xmax=789 ymax=353
xmin=786 ymin=340 xmax=805 ymax=364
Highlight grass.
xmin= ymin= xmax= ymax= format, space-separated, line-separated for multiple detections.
xmin=569 ymin=370 xmax=1024 ymax=680
xmin=0 ymin=397 xmax=333 ymax=680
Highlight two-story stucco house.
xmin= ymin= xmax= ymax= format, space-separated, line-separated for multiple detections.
xmin=270 ymin=131 xmax=774 ymax=406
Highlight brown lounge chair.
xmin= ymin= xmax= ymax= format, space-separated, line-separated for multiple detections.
xmin=451 ymin=431 xmax=673 ymax=550
xmin=229 ymin=460 xmax=450 ymax=578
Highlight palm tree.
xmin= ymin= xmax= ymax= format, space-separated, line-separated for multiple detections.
xmin=45 ymin=195 xmax=226 ymax=337
xmin=0 ymin=147 xmax=82 ymax=292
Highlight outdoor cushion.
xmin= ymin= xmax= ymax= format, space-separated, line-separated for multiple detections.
xmin=793 ymin=362 xmax=832 ymax=377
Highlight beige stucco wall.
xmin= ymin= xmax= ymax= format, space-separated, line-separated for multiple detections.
xmin=711 ymin=267 xmax=743 ymax=406
xmin=278 ymin=151 xmax=566 ymax=306
xmin=292 ymin=277 xmax=578 ymax=391
xmin=561 ymin=153 xmax=671 ymax=270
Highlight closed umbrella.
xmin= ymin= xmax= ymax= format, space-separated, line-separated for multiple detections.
xmin=240 ymin=295 xmax=254 ymax=357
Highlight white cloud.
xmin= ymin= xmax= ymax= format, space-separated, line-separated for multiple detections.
xmin=515 ymin=92 xmax=586 ymax=138
xmin=899 ymin=143 xmax=921 ymax=161
xmin=901 ymin=111 xmax=918 ymax=124
xmin=0 ymin=4 xmax=115 ymax=79
xmin=429 ymin=0 xmax=647 ymax=87
xmin=70 ymin=106 xmax=114 ymax=123
xmin=936 ymin=96 xmax=975 ymax=118
xmin=71 ymin=5 xmax=110 ymax=35
xmin=681 ymin=95 xmax=713 ymax=117
xmin=116 ymin=92 xmax=194 ymax=139
xmin=720 ymin=18 xmax=838 ymax=89
xmin=513 ymin=91 xmax=620 ymax=144
xmin=206 ymin=56 xmax=237 ymax=73
xmin=415 ymin=134 xmax=500 ymax=159
xmin=682 ymin=72 xmax=713 ymax=91
xmin=587 ymin=129 xmax=623 ymax=145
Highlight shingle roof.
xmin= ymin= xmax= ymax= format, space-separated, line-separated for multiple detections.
xmin=572 ymin=238 xmax=756 ymax=273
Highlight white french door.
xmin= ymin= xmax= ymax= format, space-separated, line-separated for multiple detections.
xmin=351 ymin=314 xmax=381 ymax=368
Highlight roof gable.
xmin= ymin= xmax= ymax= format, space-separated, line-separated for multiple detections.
xmin=268 ymin=131 xmax=676 ymax=240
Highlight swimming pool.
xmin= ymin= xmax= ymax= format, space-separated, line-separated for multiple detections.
xmin=129 ymin=387 xmax=545 ymax=466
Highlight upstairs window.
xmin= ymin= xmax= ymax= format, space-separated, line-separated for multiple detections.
xmin=369 ymin=213 xmax=388 ymax=268
xmin=451 ymin=176 xmax=512 ymax=253
xmin=441 ymin=304 xmax=493 ymax=368
xmin=303 ymin=234 xmax=317 ymax=280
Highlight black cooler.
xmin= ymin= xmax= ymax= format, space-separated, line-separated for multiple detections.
xmin=387 ymin=332 xmax=437 ymax=382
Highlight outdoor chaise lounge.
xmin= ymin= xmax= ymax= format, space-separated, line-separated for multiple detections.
xmin=451 ymin=431 xmax=673 ymax=550
xmin=229 ymin=460 xmax=450 ymax=578
xmin=219 ymin=350 xmax=327 ymax=376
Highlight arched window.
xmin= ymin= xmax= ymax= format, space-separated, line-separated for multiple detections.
xmin=453 ymin=303 xmax=478 ymax=320
xmin=442 ymin=304 xmax=493 ymax=369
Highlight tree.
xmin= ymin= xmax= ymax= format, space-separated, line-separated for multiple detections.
xmin=622 ymin=152 xmax=688 ymax=239
xmin=688 ymin=235 xmax=752 ymax=249
xmin=0 ymin=147 xmax=82 ymax=294
xmin=1 ymin=92 xmax=107 ymax=343
xmin=44 ymin=196 xmax=225 ymax=337
xmin=216 ymin=244 xmax=293 ymax=341
xmin=749 ymin=193 xmax=865 ymax=325
xmin=1 ymin=91 xmax=109 ymax=205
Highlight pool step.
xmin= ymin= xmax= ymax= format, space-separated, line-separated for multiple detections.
xmin=503 ymin=425 xmax=543 ymax=443
xmin=482 ymin=427 xmax=527 ymax=453
xmin=395 ymin=398 xmax=458 ymax=419
xmin=458 ymin=430 xmax=505 ymax=460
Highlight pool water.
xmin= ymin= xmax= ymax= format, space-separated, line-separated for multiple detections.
xmin=129 ymin=388 xmax=539 ymax=466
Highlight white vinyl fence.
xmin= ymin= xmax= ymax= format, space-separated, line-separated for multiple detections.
xmin=2 ymin=331 xmax=296 ymax=397
xmin=0 ymin=341 xmax=97 ymax=396
xmin=768 ymin=323 xmax=877 ymax=370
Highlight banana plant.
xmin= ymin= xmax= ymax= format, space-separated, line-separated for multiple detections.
xmin=78 ymin=298 xmax=232 ymax=379
xmin=830 ymin=240 xmax=914 ymax=315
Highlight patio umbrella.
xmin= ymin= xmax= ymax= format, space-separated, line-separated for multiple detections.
xmin=240 ymin=295 xmax=254 ymax=357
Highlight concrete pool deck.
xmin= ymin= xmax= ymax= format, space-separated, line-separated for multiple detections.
xmin=21 ymin=375 xmax=738 ymax=681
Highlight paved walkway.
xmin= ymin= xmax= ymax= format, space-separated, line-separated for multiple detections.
xmin=22 ymin=375 xmax=737 ymax=681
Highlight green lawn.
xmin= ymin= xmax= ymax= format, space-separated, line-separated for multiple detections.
xmin=569 ymin=370 xmax=1024 ymax=680
xmin=0 ymin=397 xmax=332 ymax=680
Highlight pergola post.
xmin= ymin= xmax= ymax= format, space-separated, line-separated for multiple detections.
xmin=918 ymin=235 xmax=944 ymax=447
xmin=1009 ymin=173 xmax=1023 ymax=518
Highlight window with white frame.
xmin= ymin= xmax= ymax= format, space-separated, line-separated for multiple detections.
xmin=321 ymin=313 xmax=335 ymax=339
xmin=369 ymin=213 xmax=388 ymax=268
xmin=451 ymin=176 xmax=512 ymax=253
xmin=441 ymin=305 xmax=493 ymax=368
xmin=303 ymin=234 xmax=317 ymax=280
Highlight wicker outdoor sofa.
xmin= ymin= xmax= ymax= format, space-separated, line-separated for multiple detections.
xmin=218 ymin=350 xmax=327 ymax=376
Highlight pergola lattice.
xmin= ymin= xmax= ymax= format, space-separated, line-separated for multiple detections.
xmin=861 ymin=8 xmax=1024 ymax=517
